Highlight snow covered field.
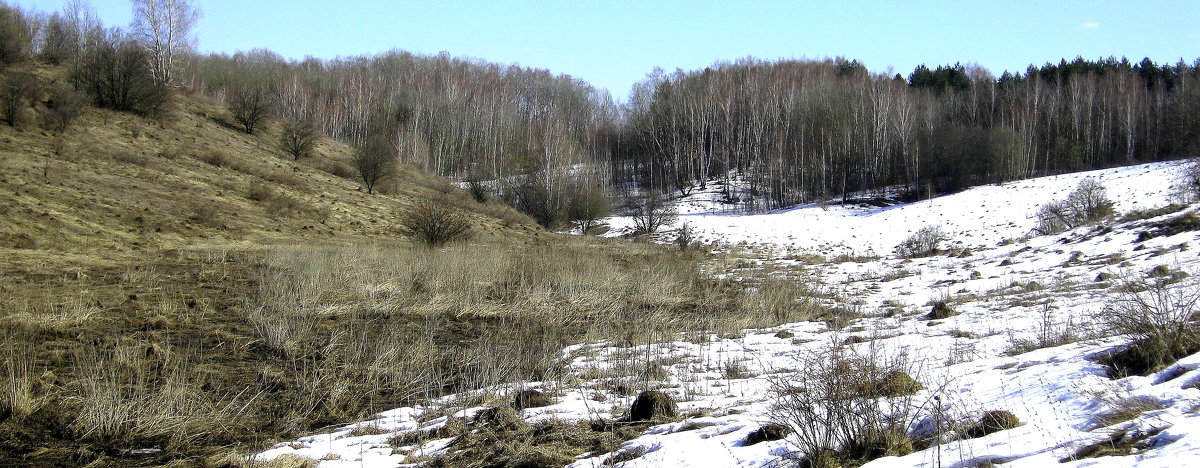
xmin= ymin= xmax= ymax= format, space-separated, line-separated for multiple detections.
xmin=257 ymin=160 xmax=1200 ymax=467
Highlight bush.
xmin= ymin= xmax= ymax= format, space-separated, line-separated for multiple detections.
xmin=2 ymin=70 xmax=38 ymax=127
xmin=352 ymin=133 xmax=396 ymax=194
xmin=676 ymin=222 xmax=694 ymax=251
xmin=566 ymin=186 xmax=610 ymax=234
xmin=403 ymin=199 xmax=472 ymax=247
xmin=627 ymin=190 xmax=676 ymax=235
xmin=896 ymin=225 xmax=946 ymax=258
xmin=1099 ymin=273 xmax=1200 ymax=377
xmin=770 ymin=342 xmax=922 ymax=467
xmin=227 ymin=83 xmax=275 ymax=134
xmin=504 ymin=176 xmax=561 ymax=228
xmin=72 ymin=30 xmax=169 ymax=116
xmin=44 ymin=82 xmax=88 ymax=133
xmin=1034 ymin=178 xmax=1115 ymax=234
xmin=464 ymin=176 xmax=490 ymax=203
xmin=280 ymin=118 xmax=319 ymax=160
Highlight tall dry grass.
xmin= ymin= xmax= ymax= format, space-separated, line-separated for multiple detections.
xmin=240 ymin=239 xmax=823 ymax=425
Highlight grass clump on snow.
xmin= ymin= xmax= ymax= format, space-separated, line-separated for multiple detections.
xmin=769 ymin=341 xmax=925 ymax=467
xmin=1099 ymin=273 xmax=1200 ymax=378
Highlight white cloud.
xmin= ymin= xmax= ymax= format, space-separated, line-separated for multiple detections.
xmin=1077 ymin=21 xmax=1101 ymax=30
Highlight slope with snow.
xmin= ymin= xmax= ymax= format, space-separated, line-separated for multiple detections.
xmin=256 ymin=160 xmax=1200 ymax=467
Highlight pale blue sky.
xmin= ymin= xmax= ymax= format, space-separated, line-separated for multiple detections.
xmin=18 ymin=0 xmax=1200 ymax=101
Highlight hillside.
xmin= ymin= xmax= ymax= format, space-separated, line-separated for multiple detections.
xmin=0 ymin=65 xmax=541 ymax=257
xmin=0 ymin=64 xmax=561 ymax=467
xmin=257 ymin=161 xmax=1200 ymax=467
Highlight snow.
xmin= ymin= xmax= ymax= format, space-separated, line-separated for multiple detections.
xmin=256 ymin=160 xmax=1200 ymax=467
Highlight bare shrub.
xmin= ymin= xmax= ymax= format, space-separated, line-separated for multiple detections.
xmin=403 ymin=199 xmax=473 ymax=247
xmin=72 ymin=30 xmax=169 ymax=116
xmin=1099 ymin=272 xmax=1200 ymax=377
xmin=895 ymin=225 xmax=946 ymax=258
xmin=675 ymin=222 xmax=694 ymax=251
xmin=770 ymin=341 xmax=924 ymax=467
xmin=2 ymin=70 xmax=38 ymax=127
xmin=280 ymin=118 xmax=318 ymax=160
xmin=566 ymin=186 xmax=610 ymax=234
xmin=227 ymin=83 xmax=274 ymax=134
xmin=627 ymin=190 xmax=676 ymax=235
xmin=1035 ymin=178 xmax=1115 ymax=234
xmin=464 ymin=176 xmax=490 ymax=203
xmin=44 ymin=82 xmax=88 ymax=133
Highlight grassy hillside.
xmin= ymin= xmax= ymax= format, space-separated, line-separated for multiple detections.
xmin=0 ymin=65 xmax=540 ymax=256
xmin=0 ymin=64 xmax=551 ymax=466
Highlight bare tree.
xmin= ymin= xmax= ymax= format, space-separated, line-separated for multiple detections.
xmin=227 ymin=83 xmax=274 ymax=134
xmin=280 ymin=117 xmax=318 ymax=160
xmin=352 ymin=133 xmax=396 ymax=194
xmin=131 ymin=0 xmax=199 ymax=86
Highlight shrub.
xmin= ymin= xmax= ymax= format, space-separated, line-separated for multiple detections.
xmin=627 ymin=190 xmax=676 ymax=235
xmin=0 ymin=4 xmax=30 ymax=68
xmin=504 ymin=176 xmax=561 ymax=228
xmin=1099 ymin=273 xmax=1200 ymax=377
xmin=280 ymin=118 xmax=318 ymax=160
xmin=2 ymin=70 xmax=38 ymax=127
xmin=227 ymin=83 xmax=275 ymax=134
xmin=44 ymin=82 xmax=88 ymax=133
xmin=351 ymin=133 xmax=396 ymax=194
xmin=566 ymin=186 xmax=610 ymax=234
xmin=676 ymin=222 xmax=694 ymax=251
xmin=1034 ymin=178 xmax=1115 ymax=234
xmin=72 ymin=30 xmax=169 ymax=116
xmin=403 ymin=199 xmax=472 ymax=247
xmin=464 ymin=177 xmax=489 ymax=203
xmin=895 ymin=225 xmax=946 ymax=258
xmin=770 ymin=342 xmax=922 ymax=467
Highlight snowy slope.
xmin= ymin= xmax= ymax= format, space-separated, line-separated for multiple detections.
xmin=605 ymin=162 xmax=1187 ymax=258
xmin=256 ymin=160 xmax=1200 ymax=467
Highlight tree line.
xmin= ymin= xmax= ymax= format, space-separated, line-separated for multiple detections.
xmin=5 ymin=0 xmax=1199 ymax=222
xmin=618 ymin=57 xmax=1200 ymax=212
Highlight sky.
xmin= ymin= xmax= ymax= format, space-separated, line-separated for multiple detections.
xmin=15 ymin=0 xmax=1200 ymax=102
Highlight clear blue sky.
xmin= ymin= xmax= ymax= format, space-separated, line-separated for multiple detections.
xmin=17 ymin=0 xmax=1200 ymax=101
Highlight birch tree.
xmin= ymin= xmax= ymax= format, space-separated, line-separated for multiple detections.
xmin=131 ymin=0 xmax=199 ymax=86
